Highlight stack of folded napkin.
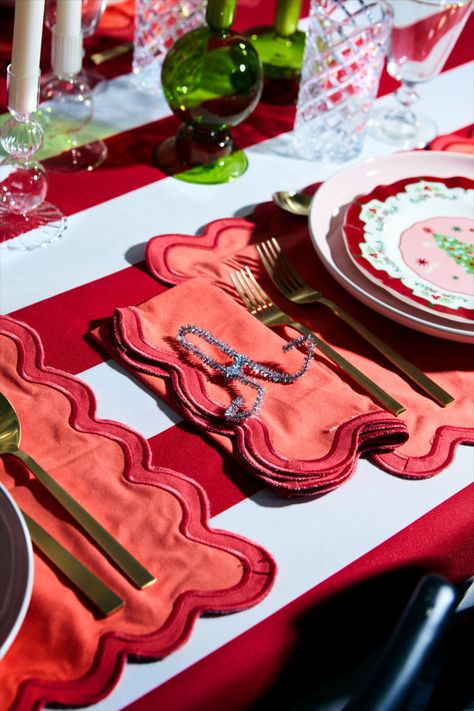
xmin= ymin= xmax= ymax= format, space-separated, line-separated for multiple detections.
xmin=92 ymin=278 xmax=409 ymax=496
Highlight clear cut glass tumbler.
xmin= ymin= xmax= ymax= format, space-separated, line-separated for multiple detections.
xmin=293 ymin=0 xmax=393 ymax=163
xmin=132 ymin=0 xmax=206 ymax=93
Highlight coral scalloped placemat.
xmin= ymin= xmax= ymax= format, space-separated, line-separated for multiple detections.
xmin=0 ymin=316 xmax=276 ymax=711
xmin=145 ymin=201 xmax=474 ymax=479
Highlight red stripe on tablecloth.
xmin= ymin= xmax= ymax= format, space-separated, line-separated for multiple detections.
xmin=34 ymin=72 xmax=405 ymax=215
xmin=148 ymin=423 xmax=261 ymax=518
xmin=123 ymin=484 xmax=474 ymax=711
xmin=11 ymin=262 xmax=164 ymax=374
xmin=43 ymin=102 xmax=298 ymax=215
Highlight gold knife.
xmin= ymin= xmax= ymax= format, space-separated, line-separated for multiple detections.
xmin=22 ymin=510 xmax=124 ymax=617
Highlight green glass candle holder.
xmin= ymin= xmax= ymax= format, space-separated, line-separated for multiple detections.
xmin=154 ymin=0 xmax=263 ymax=184
xmin=247 ymin=0 xmax=305 ymax=104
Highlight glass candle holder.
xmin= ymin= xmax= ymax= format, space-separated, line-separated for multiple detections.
xmin=38 ymin=20 xmax=108 ymax=172
xmin=39 ymin=73 xmax=108 ymax=172
xmin=247 ymin=0 xmax=305 ymax=104
xmin=0 ymin=67 xmax=66 ymax=251
xmin=154 ymin=0 xmax=263 ymax=184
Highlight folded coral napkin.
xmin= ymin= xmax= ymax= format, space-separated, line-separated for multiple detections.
xmin=92 ymin=277 xmax=408 ymax=496
xmin=0 ymin=316 xmax=275 ymax=711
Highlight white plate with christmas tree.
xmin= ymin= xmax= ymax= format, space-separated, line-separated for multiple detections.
xmin=342 ymin=175 xmax=474 ymax=324
xmin=308 ymin=151 xmax=474 ymax=343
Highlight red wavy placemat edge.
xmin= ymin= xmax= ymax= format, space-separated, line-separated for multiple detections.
xmin=1 ymin=315 xmax=276 ymax=711
xmin=145 ymin=217 xmax=254 ymax=286
xmin=371 ymin=425 xmax=474 ymax=477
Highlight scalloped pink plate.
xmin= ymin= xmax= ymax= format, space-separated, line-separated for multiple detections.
xmin=309 ymin=152 xmax=474 ymax=343
xmin=343 ymin=175 xmax=474 ymax=323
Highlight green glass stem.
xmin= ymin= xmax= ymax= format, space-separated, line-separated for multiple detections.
xmin=246 ymin=0 xmax=304 ymax=104
xmin=247 ymin=26 xmax=305 ymax=104
xmin=206 ymin=0 xmax=236 ymax=30
xmin=275 ymin=0 xmax=303 ymax=37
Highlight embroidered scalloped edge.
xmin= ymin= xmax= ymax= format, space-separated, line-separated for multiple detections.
xmin=146 ymin=217 xmax=258 ymax=285
xmin=0 ymin=315 xmax=277 ymax=711
xmin=371 ymin=425 xmax=474 ymax=477
xmin=110 ymin=306 xmax=409 ymax=493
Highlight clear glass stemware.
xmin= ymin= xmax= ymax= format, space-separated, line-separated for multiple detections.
xmin=370 ymin=0 xmax=472 ymax=148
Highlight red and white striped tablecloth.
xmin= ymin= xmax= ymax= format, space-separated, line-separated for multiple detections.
xmin=1 ymin=2 xmax=473 ymax=709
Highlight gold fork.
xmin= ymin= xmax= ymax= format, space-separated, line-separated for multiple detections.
xmin=230 ymin=266 xmax=405 ymax=416
xmin=256 ymin=238 xmax=454 ymax=408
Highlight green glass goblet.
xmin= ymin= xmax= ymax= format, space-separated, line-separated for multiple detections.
xmin=154 ymin=0 xmax=263 ymax=184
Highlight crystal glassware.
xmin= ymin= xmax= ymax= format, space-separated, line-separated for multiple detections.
xmin=133 ymin=0 xmax=207 ymax=93
xmin=293 ymin=0 xmax=393 ymax=163
xmin=370 ymin=0 xmax=472 ymax=148
xmin=0 ymin=67 xmax=66 ymax=251
xmin=247 ymin=0 xmax=305 ymax=104
xmin=45 ymin=0 xmax=108 ymax=93
xmin=154 ymin=0 xmax=263 ymax=184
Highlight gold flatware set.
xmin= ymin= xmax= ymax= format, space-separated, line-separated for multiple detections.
xmin=256 ymin=238 xmax=454 ymax=408
xmin=229 ymin=238 xmax=454 ymax=414
xmin=0 ymin=392 xmax=155 ymax=617
xmin=230 ymin=265 xmax=406 ymax=416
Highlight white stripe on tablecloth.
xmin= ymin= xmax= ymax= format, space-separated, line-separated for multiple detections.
xmin=1 ymin=61 xmax=473 ymax=314
xmin=79 ymin=447 xmax=474 ymax=711
xmin=80 ymin=360 xmax=181 ymax=437
xmin=22 ymin=74 xmax=173 ymax=163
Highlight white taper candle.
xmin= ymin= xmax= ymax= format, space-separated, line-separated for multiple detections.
xmin=55 ymin=0 xmax=82 ymax=36
xmin=52 ymin=0 xmax=83 ymax=77
xmin=10 ymin=0 xmax=45 ymax=77
xmin=9 ymin=0 xmax=46 ymax=115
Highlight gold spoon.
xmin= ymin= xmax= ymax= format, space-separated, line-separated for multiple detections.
xmin=272 ymin=190 xmax=312 ymax=216
xmin=0 ymin=392 xmax=155 ymax=590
